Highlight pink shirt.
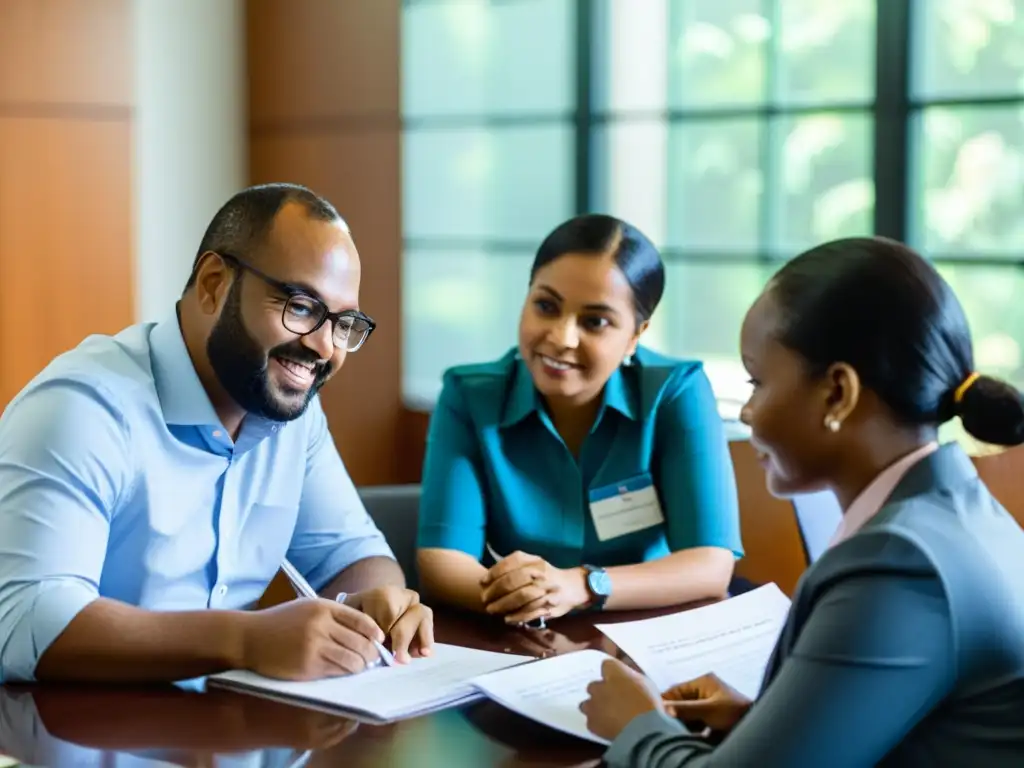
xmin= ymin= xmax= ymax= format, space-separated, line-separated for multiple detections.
xmin=828 ymin=442 xmax=939 ymax=547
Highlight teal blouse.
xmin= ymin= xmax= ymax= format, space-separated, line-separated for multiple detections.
xmin=417 ymin=346 xmax=743 ymax=568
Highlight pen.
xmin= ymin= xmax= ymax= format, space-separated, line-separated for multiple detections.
xmin=279 ymin=559 xmax=395 ymax=669
xmin=484 ymin=542 xmax=547 ymax=630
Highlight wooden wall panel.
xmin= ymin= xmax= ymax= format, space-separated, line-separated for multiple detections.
xmin=0 ymin=0 xmax=134 ymax=411
xmin=973 ymin=445 xmax=1024 ymax=528
xmin=247 ymin=0 xmax=399 ymax=124
xmin=250 ymin=132 xmax=402 ymax=485
xmin=247 ymin=1 xmax=403 ymax=487
xmin=0 ymin=118 xmax=134 ymax=405
xmin=0 ymin=0 xmax=132 ymax=109
xmin=401 ymin=408 xmax=432 ymax=484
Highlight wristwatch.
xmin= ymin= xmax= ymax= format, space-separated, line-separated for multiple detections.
xmin=582 ymin=564 xmax=612 ymax=610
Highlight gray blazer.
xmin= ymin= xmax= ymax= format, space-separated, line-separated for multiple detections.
xmin=606 ymin=443 xmax=1024 ymax=767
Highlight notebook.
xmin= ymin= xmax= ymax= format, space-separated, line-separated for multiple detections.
xmin=209 ymin=642 xmax=532 ymax=722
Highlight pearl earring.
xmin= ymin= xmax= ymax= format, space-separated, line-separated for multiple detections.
xmin=825 ymin=416 xmax=841 ymax=433
xmin=622 ymin=354 xmax=634 ymax=367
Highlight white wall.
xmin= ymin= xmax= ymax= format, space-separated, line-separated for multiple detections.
xmin=133 ymin=0 xmax=247 ymax=322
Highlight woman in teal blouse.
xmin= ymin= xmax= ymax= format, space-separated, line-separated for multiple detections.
xmin=416 ymin=214 xmax=743 ymax=626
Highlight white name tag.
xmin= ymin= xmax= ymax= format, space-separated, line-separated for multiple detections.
xmin=588 ymin=475 xmax=665 ymax=542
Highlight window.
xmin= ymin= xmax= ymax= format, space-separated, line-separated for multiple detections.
xmin=401 ymin=0 xmax=576 ymax=405
xmin=401 ymin=0 xmax=1024 ymax=432
xmin=909 ymin=0 xmax=1024 ymax=387
xmin=592 ymin=0 xmax=876 ymax=418
xmin=907 ymin=0 xmax=1024 ymax=448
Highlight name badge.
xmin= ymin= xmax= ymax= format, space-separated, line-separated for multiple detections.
xmin=588 ymin=474 xmax=665 ymax=542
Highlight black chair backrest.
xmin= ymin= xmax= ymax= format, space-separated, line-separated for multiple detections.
xmin=358 ymin=484 xmax=421 ymax=589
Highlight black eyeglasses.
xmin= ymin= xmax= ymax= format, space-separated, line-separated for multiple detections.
xmin=215 ymin=251 xmax=376 ymax=352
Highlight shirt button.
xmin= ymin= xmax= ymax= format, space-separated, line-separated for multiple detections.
xmin=212 ymin=430 xmax=223 ymax=439
xmin=217 ymin=584 xmax=228 ymax=597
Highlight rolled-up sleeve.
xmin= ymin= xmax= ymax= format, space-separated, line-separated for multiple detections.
xmin=0 ymin=380 xmax=132 ymax=682
xmin=287 ymin=397 xmax=395 ymax=592
xmin=416 ymin=375 xmax=488 ymax=559
xmin=657 ymin=367 xmax=743 ymax=557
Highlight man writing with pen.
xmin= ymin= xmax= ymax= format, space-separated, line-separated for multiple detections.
xmin=0 ymin=183 xmax=433 ymax=685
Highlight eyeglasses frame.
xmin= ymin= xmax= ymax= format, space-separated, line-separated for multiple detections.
xmin=211 ymin=250 xmax=376 ymax=352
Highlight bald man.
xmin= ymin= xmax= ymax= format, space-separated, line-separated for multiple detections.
xmin=0 ymin=183 xmax=433 ymax=684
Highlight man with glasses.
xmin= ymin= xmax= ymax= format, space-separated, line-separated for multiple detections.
xmin=0 ymin=183 xmax=433 ymax=684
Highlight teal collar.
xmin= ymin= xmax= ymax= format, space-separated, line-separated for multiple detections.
xmin=500 ymin=357 xmax=638 ymax=429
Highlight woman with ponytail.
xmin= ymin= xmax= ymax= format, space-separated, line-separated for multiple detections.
xmin=582 ymin=237 xmax=1024 ymax=767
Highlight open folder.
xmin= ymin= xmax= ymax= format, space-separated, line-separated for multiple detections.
xmin=209 ymin=584 xmax=791 ymax=743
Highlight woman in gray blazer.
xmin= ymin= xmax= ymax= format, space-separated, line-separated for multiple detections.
xmin=580 ymin=237 xmax=1024 ymax=767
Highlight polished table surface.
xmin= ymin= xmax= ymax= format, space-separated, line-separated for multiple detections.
xmin=0 ymin=601 xmax=715 ymax=768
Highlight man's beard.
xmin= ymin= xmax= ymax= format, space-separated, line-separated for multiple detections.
xmin=206 ymin=281 xmax=331 ymax=422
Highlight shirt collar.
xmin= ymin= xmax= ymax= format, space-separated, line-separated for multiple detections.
xmin=499 ymin=357 xmax=638 ymax=429
xmin=149 ymin=310 xmax=224 ymax=428
xmin=150 ymin=310 xmax=284 ymax=451
xmin=887 ymin=440 xmax=979 ymax=503
xmin=602 ymin=364 xmax=638 ymax=421
xmin=829 ymin=441 xmax=939 ymax=547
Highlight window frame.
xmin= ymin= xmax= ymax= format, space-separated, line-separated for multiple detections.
xmin=401 ymin=0 xmax=1024 ymax=411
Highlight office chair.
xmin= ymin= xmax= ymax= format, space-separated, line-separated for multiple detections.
xmin=791 ymin=489 xmax=843 ymax=564
xmin=357 ymin=484 xmax=422 ymax=589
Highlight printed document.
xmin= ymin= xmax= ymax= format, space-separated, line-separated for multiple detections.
xmin=471 ymin=649 xmax=613 ymax=745
xmin=596 ymin=583 xmax=792 ymax=697
xmin=471 ymin=586 xmax=790 ymax=742
xmin=210 ymin=643 xmax=531 ymax=721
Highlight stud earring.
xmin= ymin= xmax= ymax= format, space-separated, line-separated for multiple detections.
xmin=825 ymin=416 xmax=841 ymax=433
xmin=622 ymin=354 xmax=634 ymax=367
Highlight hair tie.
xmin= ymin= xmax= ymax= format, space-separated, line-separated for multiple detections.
xmin=953 ymin=371 xmax=980 ymax=405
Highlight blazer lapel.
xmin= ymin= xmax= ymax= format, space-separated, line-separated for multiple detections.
xmin=757 ymin=575 xmax=808 ymax=695
xmin=757 ymin=444 xmax=976 ymax=699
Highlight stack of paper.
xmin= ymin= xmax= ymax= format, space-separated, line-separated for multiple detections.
xmin=210 ymin=643 xmax=532 ymax=722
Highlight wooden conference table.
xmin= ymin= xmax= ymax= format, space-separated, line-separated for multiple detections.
xmin=0 ymin=597 xmax=724 ymax=768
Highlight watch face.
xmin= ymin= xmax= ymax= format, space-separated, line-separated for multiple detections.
xmin=588 ymin=569 xmax=613 ymax=597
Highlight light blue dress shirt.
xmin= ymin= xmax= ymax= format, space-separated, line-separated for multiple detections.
xmin=0 ymin=314 xmax=393 ymax=682
xmin=418 ymin=346 xmax=743 ymax=568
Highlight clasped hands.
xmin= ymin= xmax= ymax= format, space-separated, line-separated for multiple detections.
xmin=479 ymin=551 xmax=592 ymax=625
xmin=580 ymin=659 xmax=752 ymax=742
xmin=242 ymin=585 xmax=433 ymax=681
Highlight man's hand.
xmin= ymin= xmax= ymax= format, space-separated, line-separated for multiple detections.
xmin=240 ymin=598 xmax=386 ymax=681
xmin=480 ymin=551 xmax=591 ymax=625
xmin=346 ymin=586 xmax=434 ymax=663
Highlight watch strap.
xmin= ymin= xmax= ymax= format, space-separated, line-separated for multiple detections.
xmin=582 ymin=564 xmax=610 ymax=610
